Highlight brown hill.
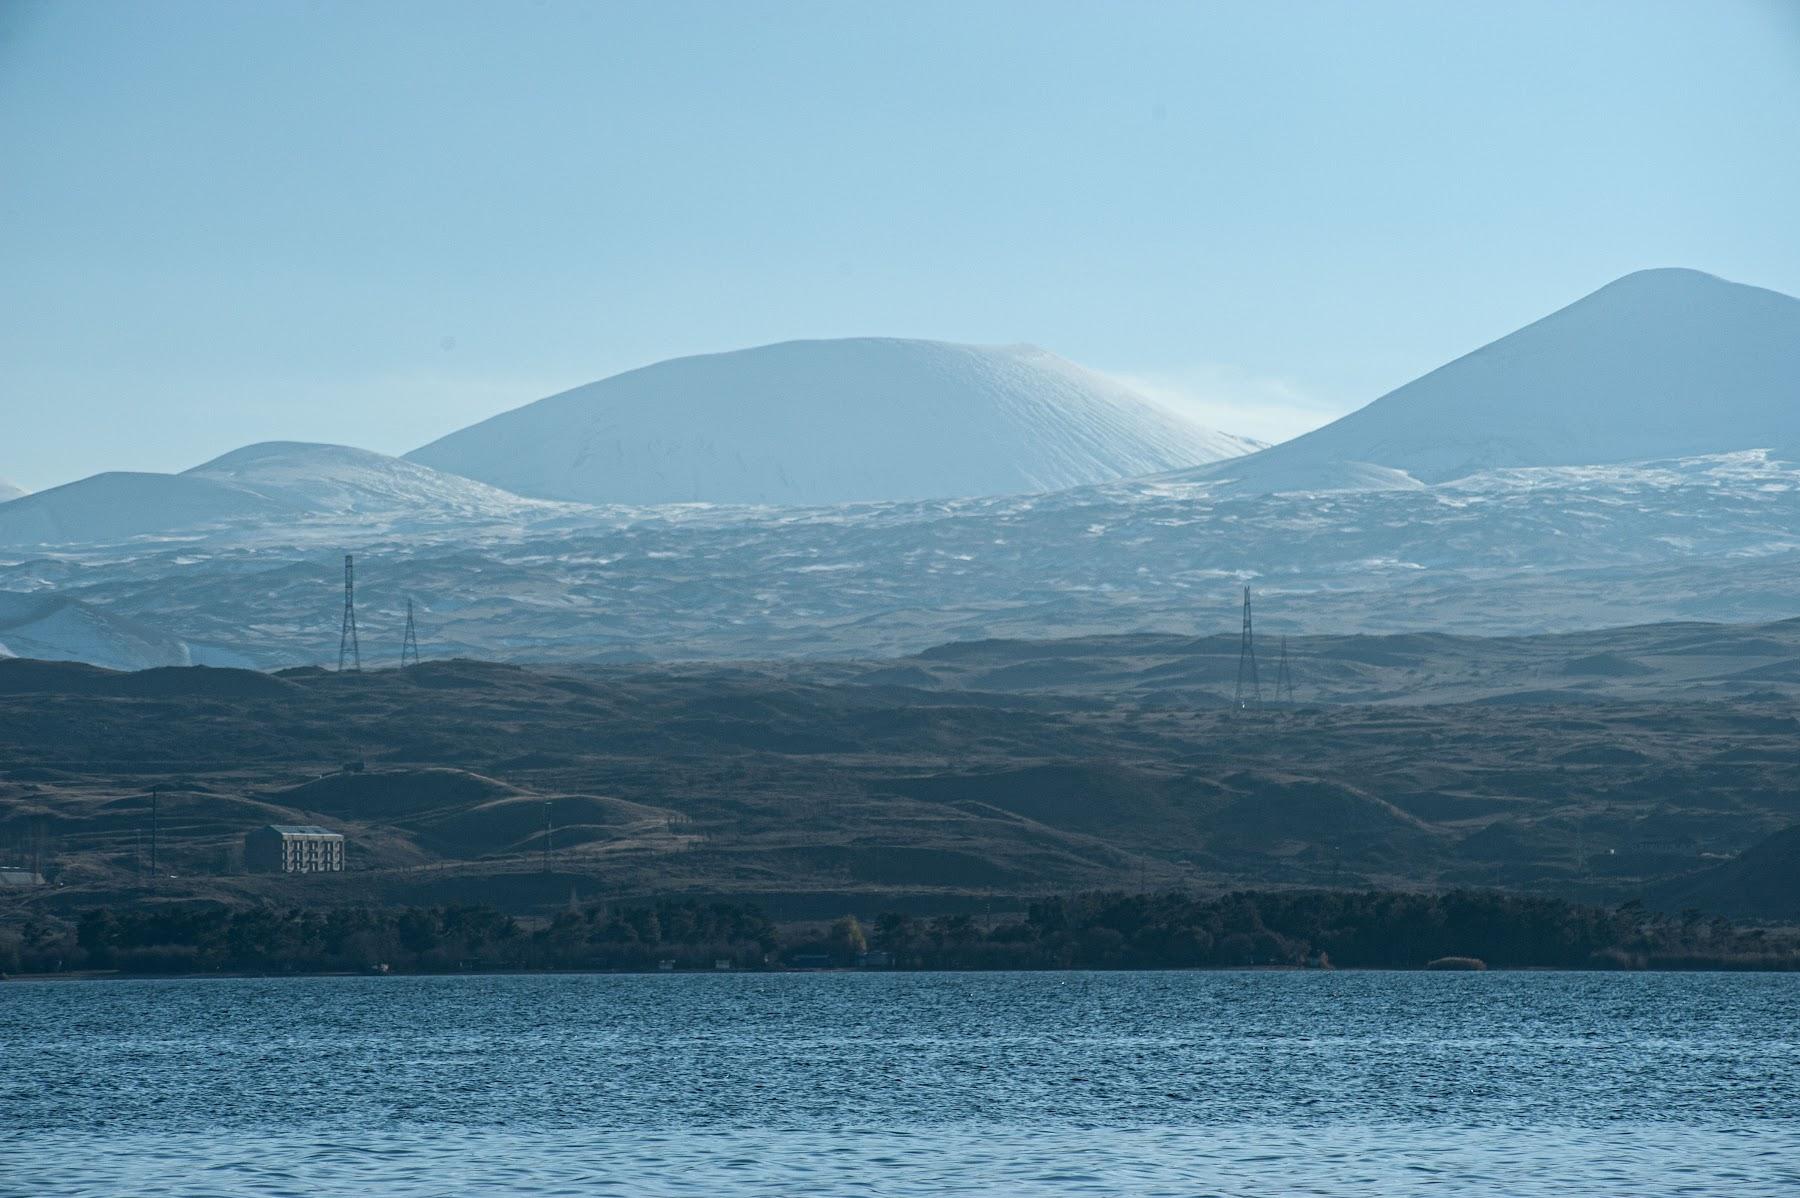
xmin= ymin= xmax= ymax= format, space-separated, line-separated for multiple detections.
xmin=2 ymin=623 xmax=1799 ymax=918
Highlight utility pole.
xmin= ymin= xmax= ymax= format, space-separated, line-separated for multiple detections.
xmin=1234 ymin=586 xmax=1261 ymax=711
xmin=401 ymin=598 xmax=420 ymax=668
xmin=338 ymin=554 xmax=361 ymax=672
xmin=149 ymin=785 xmax=160 ymax=877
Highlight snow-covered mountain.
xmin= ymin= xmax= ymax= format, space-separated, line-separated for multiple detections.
xmin=183 ymin=441 xmax=559 ymax=522
xmin=0 ymin=442 xmax=561 ymax=548
xmin=0 ymin=480 xmax=24 ymax=503
xmin=6 ymin=273 xmax=1800 ymax=668
xmin=1190 ymin=268 xmax=1800 ymax=494
xmin=0 ymin=471 xmax=296 ymax=546
xmin=407 ymin=338 xmax=1260 ymax=505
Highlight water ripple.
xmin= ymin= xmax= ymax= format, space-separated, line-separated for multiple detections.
xmin=3 ymin=971 xmax=1797 ymax=1195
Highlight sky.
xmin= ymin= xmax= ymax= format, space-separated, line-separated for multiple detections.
xmin=2 ymin=0 xmax=1798 ymax=492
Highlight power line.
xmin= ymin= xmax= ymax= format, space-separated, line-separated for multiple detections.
xmin=338 ymin=554 xmax=361 ymax=672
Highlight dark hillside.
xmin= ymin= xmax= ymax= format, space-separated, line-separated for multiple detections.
xmin=2 ymin=626 xmax=1798 ymax=920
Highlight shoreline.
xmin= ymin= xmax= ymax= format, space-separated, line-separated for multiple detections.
xmin=10 ymin=960 xmax=1800 ymax=984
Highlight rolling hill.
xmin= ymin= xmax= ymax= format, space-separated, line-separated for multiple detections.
xmin=0 ymin=471 xmax=294 ymax=547
xmin=0 ymin=442 xmax=557 ymax=548
xmin=4 ymin=651 xmax=1798 ymax=918
xmin=183 ymin=441 xmax=558 ymax=522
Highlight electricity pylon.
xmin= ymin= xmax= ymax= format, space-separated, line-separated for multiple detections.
xmin=337 ymin=554 xmax=361 ymax=672
xmin=401 ymin=598 xmax=420 ymax=668
xmin=1234 ymin=586 xmax=1261 ymax=711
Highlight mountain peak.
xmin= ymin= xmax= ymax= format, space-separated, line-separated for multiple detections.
xmin=1600 ymin=265 xmax=1724 ymax=289
xmin=184 ymin=440 xmax=391 ymax=473
xmin=1190 ymin=269 xmax=1800 ymax=493
xmin=182 ymin=440 xmax=549 ymax=519
xmin=407 ymin=336 xmax=1257 ymax=505
xmin=1566 ymin=266 xmax=1798 ymax=315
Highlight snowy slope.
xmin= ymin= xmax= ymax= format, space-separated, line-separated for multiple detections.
xmin=1189 ymin=268 xmax=1800 ymax=493
xmin=407 ymin=338 xmax=1259 ymax=505
xmin=0 ymin=471 xmax=297 ymax=546
xmin=0 ymin=480 xmax=23 ymax=503
xmin=11 ymin=449 xmax=1800 ymax=667
xmin=0 ymin=443 xmax=562 ymax=548
xmin=185 ymin=441 xmax=559 ymax=522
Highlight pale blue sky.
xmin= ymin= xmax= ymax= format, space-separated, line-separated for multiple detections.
xmin=3 ymin=0 xmax=1797 ymax=491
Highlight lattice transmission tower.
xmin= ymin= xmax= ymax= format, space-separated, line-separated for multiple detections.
xmin=401 ymin=598 xmax=421 ymax=668
xmin=1275 ymin=635 xmax=1296 ymax=705
xmin=543 ymin=801 xmax=554 ymax=873
xmin=338 ymin=554 xmax=361 ymax=672
xmin=1234 ymin=585 xmax=1261 ymax=710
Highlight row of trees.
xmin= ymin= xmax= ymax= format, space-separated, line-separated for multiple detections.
xmin=3 ymin=890 xmax=1794 ymax=975
xmin=866 ymin=890 xmax=1797 ymax=970
xmin=1 ymin=899 xmax=776 ymax=975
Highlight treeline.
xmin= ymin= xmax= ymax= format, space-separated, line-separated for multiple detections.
xmin=0 ymin=899 xmax=776 ymax=975
xmin=866 ymin=890 xmax=1800 ymax=971
xmin=3 ymin=890 xmax=1796 ymax=976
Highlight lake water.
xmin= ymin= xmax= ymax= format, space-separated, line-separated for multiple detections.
xmin=3 ymin=971 xmax=1798 ymax=1196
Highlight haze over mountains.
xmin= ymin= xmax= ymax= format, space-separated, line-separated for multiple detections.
xmin=408 ymin=338 xmax=1259 ymax=505
xmin=2 ymin=267 xmax=1797 ymax=671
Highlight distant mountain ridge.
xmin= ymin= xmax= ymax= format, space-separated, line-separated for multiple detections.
xmin=6 ymin=273 xmax=1800 ymax=669
xmin=0 ymin=480 xmax=24 ymax=503
xmin=407 ymin=337 xmax=1261 ymax=505
xmin=1186 ymin=268 xmax=1800 ymax=493
xmin=0 ymin=442 xmax=556 ymax=548
xmin=184 ymin=441 xmax=558 ymax=521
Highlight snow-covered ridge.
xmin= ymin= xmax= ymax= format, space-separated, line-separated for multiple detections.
xmin=7 ymin=448 xmax=1800 ymax=668
xmin=407 ymin=337 xmax=1260 ymax=506
xmin=0 ymin=442 xmax=562 ymax=549
xmin=185 ymin=441 xmax=564 ymax=520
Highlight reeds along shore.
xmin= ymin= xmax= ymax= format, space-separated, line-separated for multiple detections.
xmin=6 ymin=890 xmax=1798 ymax=977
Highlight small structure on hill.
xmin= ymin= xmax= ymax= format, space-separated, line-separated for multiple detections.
xmin=245 ymin=825 xmax=345 ymax=874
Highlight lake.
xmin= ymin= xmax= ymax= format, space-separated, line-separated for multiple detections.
xmin=4 ymin=971 xmax=1797 ymax=1195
